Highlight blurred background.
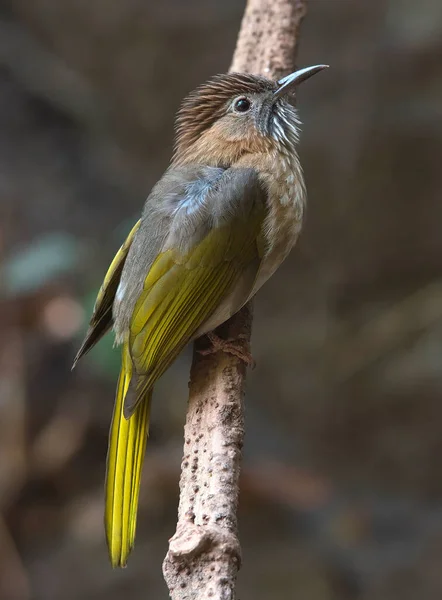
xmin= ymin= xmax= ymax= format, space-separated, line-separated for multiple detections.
xmin=1 ymin=0 xmax=442 ymax=598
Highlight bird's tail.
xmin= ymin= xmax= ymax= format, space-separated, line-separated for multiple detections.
xmin=105 ymin=344 xmax=151 ymax=567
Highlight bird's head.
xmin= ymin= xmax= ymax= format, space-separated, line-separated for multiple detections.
xmin=173 ymin=65 xmax=327 ymax=167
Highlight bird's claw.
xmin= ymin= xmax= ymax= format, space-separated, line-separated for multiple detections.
xmin=198 ymin=332 xmax=256 ymax=368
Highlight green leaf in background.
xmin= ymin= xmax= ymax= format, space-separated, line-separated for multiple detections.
xmin=3 ymin=232 xmax=84 ymax=296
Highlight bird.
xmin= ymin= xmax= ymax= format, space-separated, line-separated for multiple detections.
xmin=73 ymin=64 xmax=327 ymax=567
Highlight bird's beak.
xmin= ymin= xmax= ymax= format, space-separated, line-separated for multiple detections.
xmin=273 ymin=64 xmax=329 ymax=99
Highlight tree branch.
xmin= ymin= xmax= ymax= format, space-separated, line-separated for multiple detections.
xmin=163 ymin=1 xmax=307 ymax=598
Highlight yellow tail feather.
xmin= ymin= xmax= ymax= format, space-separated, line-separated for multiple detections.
xmin=105 ymin=345 xmax=151 ymax=567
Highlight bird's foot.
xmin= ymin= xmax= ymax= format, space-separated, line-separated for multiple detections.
xmin=199 ymin=332 xmax=256 ymax=368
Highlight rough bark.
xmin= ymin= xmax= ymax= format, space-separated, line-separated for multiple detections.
xmin=163 ymin=1 xmax=307 ymax=598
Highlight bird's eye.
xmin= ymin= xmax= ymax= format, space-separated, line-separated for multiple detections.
xmin=233 ymin=97 xmax=252 ymax=113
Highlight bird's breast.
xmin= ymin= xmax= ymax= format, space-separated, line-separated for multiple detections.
xmin=249 ymin=150 xmax=306 ymax=295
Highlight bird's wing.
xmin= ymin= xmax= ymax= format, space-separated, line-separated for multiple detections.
xmin=123 ymin=167 xmax=267 ymax=416
xmin=72 ymin=220 xmax=141 ymax=367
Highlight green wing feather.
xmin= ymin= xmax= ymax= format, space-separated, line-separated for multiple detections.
xmin=72 ymin=220 xmax=141 ymax=368
xmin=124 ymin=209 xmax=264 ymax=416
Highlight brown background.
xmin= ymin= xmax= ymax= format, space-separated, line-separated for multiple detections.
xmin=1 ymin=1 xmax=442 ymax=598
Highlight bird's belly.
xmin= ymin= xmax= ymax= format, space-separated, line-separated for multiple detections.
xmin=249 ymin=159 xmax=305 ymax=298
xmin=194 ymin=245 xmax=293 ymax=339
xmin=249 ymin=203 xmax=302 ymax=301
xmin=192 ymin=260 xmax=259 ymax=339
xmin=193 ymin=298 xmax=235 ymax=338
xmin=249 ymin=249 xmax=290 ymax=299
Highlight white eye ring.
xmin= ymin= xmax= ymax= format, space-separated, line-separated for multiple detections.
xmin=233 ymin=96 xmax=252 ymax=113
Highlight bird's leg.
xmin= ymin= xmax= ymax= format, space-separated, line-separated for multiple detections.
xmin=199 ymin=331 xmax=256 ymax=368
